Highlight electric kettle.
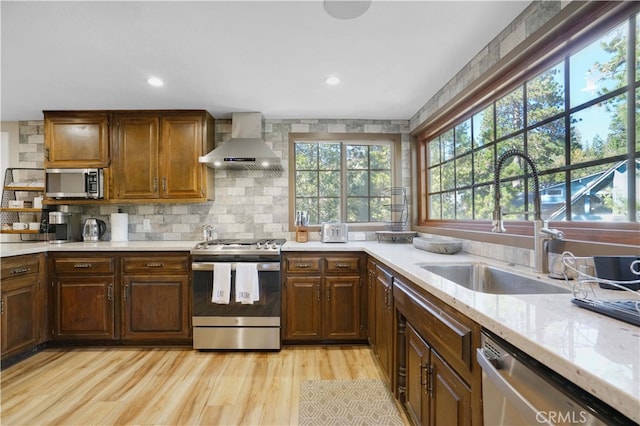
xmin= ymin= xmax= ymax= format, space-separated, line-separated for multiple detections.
xmin=82 ymin=218 xmax=106 ymax=241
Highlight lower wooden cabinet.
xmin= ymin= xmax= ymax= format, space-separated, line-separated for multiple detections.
xmin=282 ymin=253 xmax=365 ymax=342
xmin=405 ymin=323 xmax=472 ymax=426
xmin=50 ymin=254 xmax=116 ymax=339
xmin=1 ymin=254 xmax=45 ymax=360
xmin=394 ymin=272 xmax=482 ymax=425
xmin=49 ymin=252 xmax=190 ymax=342
xmin=121 ymin=255 xmax=190 ymax=340
xmin=374 ymin=264 xmax=394 ymax=382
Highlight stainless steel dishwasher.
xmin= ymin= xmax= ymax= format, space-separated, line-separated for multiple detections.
xmin=477 ymin=330 xmax=634 ymax=426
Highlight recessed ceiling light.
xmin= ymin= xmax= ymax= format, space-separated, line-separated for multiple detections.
xmin=147 ymin=77 xmax=164 ymax=87
xmin=325 ymin=76 xmax=341 ymax=86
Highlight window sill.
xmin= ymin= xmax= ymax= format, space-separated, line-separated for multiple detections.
xmin=415 ymin=220 xmax=639 ymax=255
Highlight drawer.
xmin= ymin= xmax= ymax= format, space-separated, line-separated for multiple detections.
xmin=325 ymin=256 xmax=361 ymax=274
xmin=1 ymin=255 xmax=40 ymax=280
xmin=53 ymin=257 xmax=114 ymax=275
xmin=123 ymin=256 xmax=189 ymax=274
xmin=394 ymin=277 xmax=473 ymax=374
xmin=285 ymin=256 xmax=321 ymax=273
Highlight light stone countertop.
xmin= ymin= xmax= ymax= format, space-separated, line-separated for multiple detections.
xmin=1 ymin=239 xmax=639 ymax=421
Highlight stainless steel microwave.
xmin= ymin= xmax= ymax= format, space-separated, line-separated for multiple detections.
xmin=45 ymin=168 xmax=104 ymax=199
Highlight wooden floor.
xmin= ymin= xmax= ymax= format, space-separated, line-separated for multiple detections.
xmin=1 ymin=345 xmax=406 ymax=425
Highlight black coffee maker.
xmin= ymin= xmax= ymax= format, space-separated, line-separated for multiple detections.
xmin=45 ymin=210 xmax=81 ymax=243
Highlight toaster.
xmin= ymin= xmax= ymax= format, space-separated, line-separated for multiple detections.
xmin=320 ymin=223 xmax=348 ymax=243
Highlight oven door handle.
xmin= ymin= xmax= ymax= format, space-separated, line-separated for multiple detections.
xmin=191 ymin=262 xmax=280 ymax=272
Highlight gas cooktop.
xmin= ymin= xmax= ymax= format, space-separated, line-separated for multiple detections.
xmin=191 ymin=238 xmax=286 ymax=256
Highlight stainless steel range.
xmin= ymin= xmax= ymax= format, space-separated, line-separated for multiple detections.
xmin=191 ymin=239 xmax=285 ymax=350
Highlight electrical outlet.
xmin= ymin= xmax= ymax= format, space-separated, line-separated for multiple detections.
xmin=143 ymin=219 xmax=151 ymax=231
xmin=353 ymin=232 xmax=366 ymax=241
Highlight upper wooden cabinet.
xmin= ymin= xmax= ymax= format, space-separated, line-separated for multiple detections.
xmin=44 ymin=111 xmax=110 ymax=168
xmin=112 ymin=111 xmax=215 ymax=202
xmin=44 ymin=110 xmax=215 ymax=203
xmin=112 ymin=114 xmax=159 ymax=199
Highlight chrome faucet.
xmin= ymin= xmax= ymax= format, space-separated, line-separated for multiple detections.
xmin=492 ymin=149 xmax=564 ymax=274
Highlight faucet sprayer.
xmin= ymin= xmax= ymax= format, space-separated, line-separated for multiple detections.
xmin=492 ymin=149 xmax=564 ymax=274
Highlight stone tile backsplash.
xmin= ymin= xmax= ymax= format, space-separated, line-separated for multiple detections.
xmin=17 ymin=118 xmax=410 ymax=242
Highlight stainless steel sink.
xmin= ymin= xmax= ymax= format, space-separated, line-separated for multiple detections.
xmin=420 ymin=263 xmax=571 ymax=294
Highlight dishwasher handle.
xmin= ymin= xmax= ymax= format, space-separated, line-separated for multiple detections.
xmin=476 ymin=348 xmax=553 ymax=426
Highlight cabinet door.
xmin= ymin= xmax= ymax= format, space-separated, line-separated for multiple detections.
xmin=53 ymin=276 xmax=115 ymax=339
xmin=283 ymin=276 xmax=322 ymax=340
xmin=160 ymin=115 xmax=204 ymax=199
xmin=375 ymin=265 xmax=393 ymax=381
xmin=366 ymin=259 xmax=376 ymax=346
xmin=1 ymin=275 xmax=39 ymax=358
xmin=113 ymin=114 xmax=160 ymax=199
xmin=406 ymin=324 xmax=430 ymax=426
xmin=44 ymin=112 xmax=109 ymax=168
xmin=431 ymin=351 xmax=472 ymax=426
xmin=324 ymin=275 xmax=361 ymax=340
xmin=121 ymin=275 xmax=189 ymax=339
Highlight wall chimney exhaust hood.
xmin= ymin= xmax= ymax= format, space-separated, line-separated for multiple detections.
xmin=199 ymin=112 xmax=282 ymax=171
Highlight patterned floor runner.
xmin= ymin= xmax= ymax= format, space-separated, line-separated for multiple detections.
xmin=298 ymin=379 xmax=406 ymax=425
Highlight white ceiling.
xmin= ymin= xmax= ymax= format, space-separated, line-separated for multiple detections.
xmin=1 ymin=1 xmax=531 ymax=121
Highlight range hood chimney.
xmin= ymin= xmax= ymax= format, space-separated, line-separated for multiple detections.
xmin=199 ymin=112 xmax=282 ymax=171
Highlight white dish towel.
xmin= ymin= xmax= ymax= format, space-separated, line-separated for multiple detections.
xmin=211 ymin=263 xmax=231 ymax=304
xmin=235 ymin=263 xmax=260 ymax=304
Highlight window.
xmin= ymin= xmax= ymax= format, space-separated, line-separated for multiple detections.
xmin=421 ymin=8 xmax=639 ymax=229
xmin=290 ymin=134 xmax=399 ymax=227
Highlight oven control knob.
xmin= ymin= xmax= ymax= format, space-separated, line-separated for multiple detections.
xmin=257 ymin=242 xmax=263 ymax=249
xmin=269 ymin=242 xmax=277 ymax=249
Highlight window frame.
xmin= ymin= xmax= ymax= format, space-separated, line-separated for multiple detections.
xmin=289 ymin=132 xmax=402 ymax=231
xmin=415 ymin=1 xmax=640 ymax=246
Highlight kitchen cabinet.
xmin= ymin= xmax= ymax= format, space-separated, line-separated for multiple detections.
xmin=405 ymin=323 xmax=472 ymax=426
xmin=112 ymin=111 xmax=215 ymax=202
xmin=373 ymin=263 xmax=394 ymax=384
xmin=121 ymin=254 xmax=190 ymax=340
xmin=365 ymin=258 xmax=376 ymax=345
xmin=44 ymin=111 xmax=110 ymax=168
xmin=282 ymin=253 xmax=365 ymax=342
xmin=394 ymin=274 xmax=481 ymax=425
xmin=50 ymin=254 xmax=116 ymax=340
xmin=1 ymin=254 xmax=45 ymax=361
xmin=49 ymin=252 xmax=191 ymax=342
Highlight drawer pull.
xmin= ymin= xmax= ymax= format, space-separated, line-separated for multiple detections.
xmin=334 ymin=264 xmax=351 ymax=269
xmin=107 ymin=284 xmax=113 ymax=301
xmin=294 ymin=263 xmax=312 ymax=268
xmin=146 ymin=263 xmax=164 ymax=268
xmin=10 ymin=267 xmax=31 ymax=275
xmin=73 ymin=263 xmax=92 ymax=268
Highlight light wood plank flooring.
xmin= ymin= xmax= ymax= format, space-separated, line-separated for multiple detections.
xmin=1 ymin=345 xmax=407 ymax=425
